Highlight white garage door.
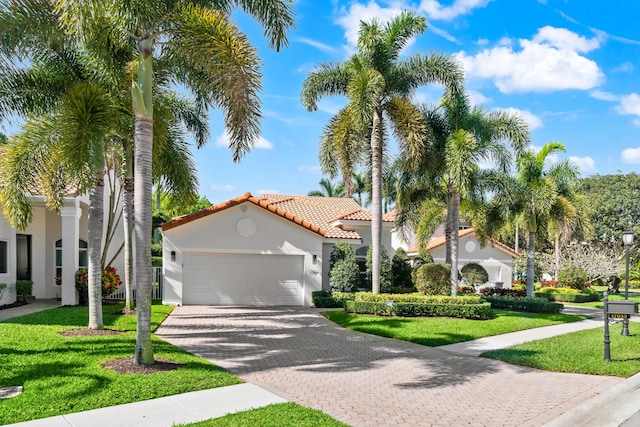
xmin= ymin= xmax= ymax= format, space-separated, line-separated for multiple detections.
xmin=182 ymin=253 xmax=304 ymax=306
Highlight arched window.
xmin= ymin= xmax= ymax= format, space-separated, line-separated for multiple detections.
xmin=55 ymin=239 xmax=88 ymax=283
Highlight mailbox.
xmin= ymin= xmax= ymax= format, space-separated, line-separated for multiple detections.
xmin=607 ymin=300 xmax=639 ymax=315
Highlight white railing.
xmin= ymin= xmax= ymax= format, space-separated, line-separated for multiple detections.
xmin=108 ymin=267 xmax=163 ymax=301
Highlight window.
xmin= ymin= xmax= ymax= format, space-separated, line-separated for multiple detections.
xmin=0 ymin=241 xmax=7 ymax=274
xmin=55 ymin=239 xmax=88 ymax=282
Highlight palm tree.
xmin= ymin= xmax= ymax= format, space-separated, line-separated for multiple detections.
xmin=0 ymin=3 xmax=205 ymax=324
xmin=308 ymin=178 xmax=346 ymax=197
xmin=57 ymin=0 xmax=294 ymax=364
xmin=513 ymin=142 xmax=580 ymax=297
xmin=352 ymin=172 xmax=367 ymax=206
xmin=301 ymin=10 xmax=463 ymax=293
xmin=398 ymin=91 xmax=530 ymax=294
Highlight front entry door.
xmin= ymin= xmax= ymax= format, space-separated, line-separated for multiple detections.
xmin=16 ymin=234 xmax=32 ymax=281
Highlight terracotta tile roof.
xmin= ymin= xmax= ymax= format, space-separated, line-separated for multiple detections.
xmin=162 ymin=193 xmax=326 ymax=236
xmin=409 ymin=228 xmax=520 ymax=257
xmin=260 ymin=194 xmax=365 ymax=239
xmin=162 ymin=193 xmax=386 ymax=241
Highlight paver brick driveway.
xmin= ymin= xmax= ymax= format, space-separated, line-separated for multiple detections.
xmin=156 ymin=306 xmax=622 ymax=427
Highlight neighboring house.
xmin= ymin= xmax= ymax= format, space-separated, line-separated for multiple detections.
xmin=405 ymin=228 xmax=519 ymax=287
xmin=161 ymin=192 xmax=395 ymax=307
xmin=0 ymin=188 xmax=125 ymax=307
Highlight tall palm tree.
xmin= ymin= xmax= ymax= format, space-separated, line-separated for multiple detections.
xmin=301 ymin=10 xmax=463 ymax=293
xmin=398 ymin=91 xmax=530 ymax=294
xmin=57 ymin=0 xmax=294 ymax=364
xmin=513 ymin=142 xmax=580 ymax=297
xmin=308 ymin=178 xmax=346 ymax=197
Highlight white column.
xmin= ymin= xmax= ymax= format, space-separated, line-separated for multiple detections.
xmin=61 ymin=201 xmax=81 ymax=305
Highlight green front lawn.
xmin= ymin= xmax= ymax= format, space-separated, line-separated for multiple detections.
xmin=483 ymin=322 xmax=640 ymax=377
xmin=323 ymin=310 xmax=585 ymax=347
xmin=0 ymin=303 xmax=240 ymax=424
xmin=178 ymin=403 xmax=349 ymax=427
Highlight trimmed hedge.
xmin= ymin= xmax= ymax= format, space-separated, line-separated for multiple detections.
xmin=483 ymin=296 xmax=563 ymax=313
xmin=534 ymin=287 xmax=601 ymax=303
xmin=311 ymin=291 xmax=354 ymax=308
xmin=344 ymin=300 xmax=492 ymax=319
xmin=343 ymin=292 xmax=491 ymax=319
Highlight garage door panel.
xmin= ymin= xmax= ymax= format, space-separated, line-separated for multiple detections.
xmin=183 ymin=254 xmax=303 ymax=306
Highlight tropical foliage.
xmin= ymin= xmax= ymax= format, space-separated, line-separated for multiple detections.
xmin=301 ymin=10 xmax=463 ymax=293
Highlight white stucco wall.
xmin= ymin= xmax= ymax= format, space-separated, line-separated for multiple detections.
xmin=430 ymin=233 xmax=514 ymax=287
xmin=162 ymin=202 xmax=324 ymax=306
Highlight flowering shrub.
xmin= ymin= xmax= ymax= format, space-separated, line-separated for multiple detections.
xmin=479 ymin=287 xmax=526 ymax=297
xmin=540 ymin=279 xmax=558 ymax=288
xmin=558 ymin=265 xmax=589 ymax=290
xmin=75 ymin=266 xmax=123 ymax=304
xmin=458 ymin=285 xmax=475 ymax=294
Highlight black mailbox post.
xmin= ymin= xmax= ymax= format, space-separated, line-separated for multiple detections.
xmin=607 ymin=300 xmax=639 ymax=316
xmin=604 ymin=293 xmax=639 ymax=362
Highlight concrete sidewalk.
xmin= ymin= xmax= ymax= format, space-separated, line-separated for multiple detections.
xmin=0 ymin=299 xmax=60 ymax=322
xmin=5 ymin=384 xmax=285 ymax=427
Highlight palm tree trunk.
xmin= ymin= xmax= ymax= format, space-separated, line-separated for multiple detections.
xmin=88 ymin=171 xmax=104 ymax=330
xmin=370 ymin=108 xmax=383 ymax=294
xmin=526 ymin=232 xmax=536 ymax=297
xmin=450 ymin=192 xmax=460 ymax=296
xmin=554 ymin=236 xmax=560 ymax=281
xmin=123 ymin=175 xmax=135 ymax=311
xmin=445 ymin=188 xmax=453 ymax=264
xmin=133 ymin=39 xmax=154 ymax=365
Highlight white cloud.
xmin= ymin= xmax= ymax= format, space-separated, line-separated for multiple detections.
xmin=613 ymin=62 xmax=634 ymax=73
xmin=456 ymin=26 xmax=604 ymax=93
xmin=616 ymin=93 xmax=640 ymax=118
xmin=429 ymin=25 xmax=460 ymax=44
xmin=476 ymin=38 xmax=489 ymax=46
xmin=210 ymin=184 xmax=236 ymax=192
xmin=568 ymin=156 xmax=596 ymax=173
xmin=419 ymin=0 xmax=495 ymax=21
xmin=531 ymin=26 xmax=600 ymax=53
xmin=296 ymin=37 xmax=340 ymax=54
xmin=297 ymin=165 xmax=322 ymax=174
xmin=495 ymin=107 xmax=543 ymax=130
xmin=215 ymin=131 xmax=274 ymax=149
xmin=334 ymin=2 xmax=404 ymax=50
xmin=467 ymin=89 xmax=491 ymax=105
xmin=317 ymin=99 xmax=345 ymax=115
xmin=589 ymin=90 xmax=619 ymax=102
xmin=621 ymin=147 xmax=640 ymax=164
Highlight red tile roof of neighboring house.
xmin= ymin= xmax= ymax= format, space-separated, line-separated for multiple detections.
xmin=409 ymin=228 xmax=520 ymax=258
xmin=162 ymin=193 xmax=390 ymax=241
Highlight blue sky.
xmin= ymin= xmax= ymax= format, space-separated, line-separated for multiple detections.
xmin=193 ymin=0 xmax=640 ymax=204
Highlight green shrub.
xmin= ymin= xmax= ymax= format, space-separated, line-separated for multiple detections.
xmin=15 ymin=280 xmax=33 ymax=297
xmin=412 ymin=249 xmax=434 ymax=269
xmin=461 ymin=263 xmax=489 ymax=287
xmin=329 ymin=243 xmax=360 ymax=292
xmin=151 ymin=243 xmax=163 ymax=257
xmin=0 ymin=282 xmax=7 ymax=301
xmin=75 ymin=267 xmax=123 ymax=305
xmin=350 ymin=292 xmax=481 ymax=304
xmin=151 ymin=256 xmax=163 ymax=267
xmin=558 ymin=265 xmax=589 ymax=289
xmin=414 ymin=263 xmax=451 ymax=295
xmin=534 ymin=287 xmax=601 ymax=303
xmin=311 ymin=291 xmax=344 ymax=308
xmin=366 ymin=245 xmax=392 ymax=292
xmin=344 ymin=294 xmax=492 ymax=319
xmin=483 ymin=296 xmax=563 ymax=313
xmin=391 ymin=248 xmax=413 ymax=289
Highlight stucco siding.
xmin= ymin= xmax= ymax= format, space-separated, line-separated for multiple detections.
xmin=162 ymin=202 xmax=323 ymax=306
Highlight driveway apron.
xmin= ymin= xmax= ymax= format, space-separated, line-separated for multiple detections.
xmin=156 ymin=306 xmax=622 ymax=427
